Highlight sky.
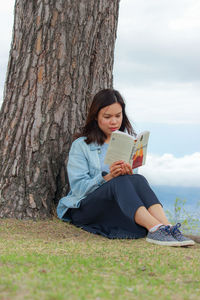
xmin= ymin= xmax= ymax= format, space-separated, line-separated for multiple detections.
xmin=0 ymin=0 xmax=200 ymax=187
xmin=113 ymin=0 xmax=200 ymax=187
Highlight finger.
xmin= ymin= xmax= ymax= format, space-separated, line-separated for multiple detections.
xmin=111 ymin=161 xmax=124 ymax=168
xmin=124 ymin=163 xmax=133 ymax=174
xmin=124 ymin=166 xmax=130 ymax=175
xmin=127 ymin=166 xmax=133 ymax=174
xmin=114 ymin=170 xmax=123 ymax=177
xmin=112 ymin=167 xmax=123 ymax=177
xmin=114 ymin=167 xmax=123 ymax=174
xmin=121 ymin=164 xmax=126 ymax=175
xmin=111 ymin=164 xmax=123 ymax=172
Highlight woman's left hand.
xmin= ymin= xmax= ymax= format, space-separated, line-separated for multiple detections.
xmin=121 ymin=162 xmax=133 ymax=175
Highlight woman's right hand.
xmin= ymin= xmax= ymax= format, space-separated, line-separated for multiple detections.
xmin=103 ymin=161 xmax=133 ymax=181
xmin=110 ymin=160 xmax=124 ymax=178
xmin=103 ymin=161 xmax=124 ymax=181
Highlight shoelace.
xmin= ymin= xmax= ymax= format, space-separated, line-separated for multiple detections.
xmin=171 ymin=223 xmax=182 ymax=236
xmin=160 ymin=225 xmax=172 ymax=235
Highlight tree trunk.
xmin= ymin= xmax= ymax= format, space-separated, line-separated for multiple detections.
xmin=0 ymin=0 xmax=120 ymax=219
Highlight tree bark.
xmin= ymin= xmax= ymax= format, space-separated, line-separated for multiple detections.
xmin=0 ymin=0 xmax=120 ymax=219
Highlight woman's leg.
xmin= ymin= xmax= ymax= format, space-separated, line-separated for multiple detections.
xmin=71 ymin=175 xmax=154 ymax=226
xmin=71 ymin=175 xmax=167 ymax=231
xmin=69 ymin=176 xmax=148 ymax=238
xmin=127 ymin=174 xmax=162 ymax=209
xmin=127 ymin=174 xmax=169 ymax=225
xmin=148 ymin=204 xmax=170 ymax=225
xmin=135 ymin=205 xmax=182 ymax=247
xmin=134 ymin=206 xmax=163 ymax=230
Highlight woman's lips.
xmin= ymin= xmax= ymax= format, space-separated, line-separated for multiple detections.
xmin=110 ymin=128 xmax=118 ymax=131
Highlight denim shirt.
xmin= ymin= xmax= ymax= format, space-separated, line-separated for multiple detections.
xmin=57 ymin=137 xmax=106 ymax=221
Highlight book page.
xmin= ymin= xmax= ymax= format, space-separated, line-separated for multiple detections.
xmin=104 ymin=131 xmax=135 ymax=165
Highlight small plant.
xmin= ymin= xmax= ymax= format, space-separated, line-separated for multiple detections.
xmin=166 ymin=198 xmax=200 ymax=235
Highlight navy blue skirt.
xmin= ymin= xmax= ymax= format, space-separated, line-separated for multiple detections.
xmin=65 ymin=174 xmax=162 ymax=239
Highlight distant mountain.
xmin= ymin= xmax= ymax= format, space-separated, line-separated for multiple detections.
xmin=151 ymin=185 xmax=200 ymax=214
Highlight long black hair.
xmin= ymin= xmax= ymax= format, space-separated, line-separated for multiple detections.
xmin=75 ymin=88 xmax=136 ymax=144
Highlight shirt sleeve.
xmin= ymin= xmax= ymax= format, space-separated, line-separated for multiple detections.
xmin=67 ymin=140 xmax=106 ymax=198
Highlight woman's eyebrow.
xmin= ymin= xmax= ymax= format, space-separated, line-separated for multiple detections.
xmin=103 ymin=111 xmax=122 ymax=116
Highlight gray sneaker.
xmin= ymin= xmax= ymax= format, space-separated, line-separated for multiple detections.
xmin=170 ymin=223 xmax=195 ymax=246
xmin=146 ymin=225 xmax=181 ymax=246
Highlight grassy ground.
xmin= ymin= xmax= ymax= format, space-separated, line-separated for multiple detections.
xmin=0 ymin=218 xmax=200 ymax=300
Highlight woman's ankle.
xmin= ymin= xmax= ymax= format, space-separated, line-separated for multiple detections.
xmin=149 ymin=224 xmax=163 ymax=233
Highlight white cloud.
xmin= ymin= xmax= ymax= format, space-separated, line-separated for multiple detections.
xmin=116 ymin=82 xmax=200 ymax=124
xmin=114 ymin=0 xmax=200 ymax=84
xmin=169 ymin=1 xmax=200 ymax=31
xmin=0 ymin=2 xmax=14 ymax=45
xmin=0 ymin=2 xmax=15 ymax=13
xmin=113 ymin=0 xmax=200 ymax=125
xmin=0 ymin=89 xmax=4 ymax=106
xmin=139 ymin=152 xmax=200 ymax=187
xmin=118 ymin=0 xmax=200 ymax=39
xmin=0 ymin=1 xmax=15 ymax=106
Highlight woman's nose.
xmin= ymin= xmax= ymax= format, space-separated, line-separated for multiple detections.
xmin=110 ymin=118 xmax=117 ymax=124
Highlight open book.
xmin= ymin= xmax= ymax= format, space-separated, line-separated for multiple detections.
xmin=104 ymin=130 xmax=150 ymax=169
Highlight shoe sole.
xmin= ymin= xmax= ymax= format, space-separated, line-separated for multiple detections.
xmin=175 ymin=240 xmax=195 ymax=246
xmin=146 ymin=238 xmax=181 ymax=247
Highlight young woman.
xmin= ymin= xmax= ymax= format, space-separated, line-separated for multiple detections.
xmin=57 ymin=89 xmax=194 ymax=247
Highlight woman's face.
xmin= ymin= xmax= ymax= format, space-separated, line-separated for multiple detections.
xmin=97 ymin=102 xmax=123 ymax=141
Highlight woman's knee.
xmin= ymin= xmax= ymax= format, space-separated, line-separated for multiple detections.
xmin=133 ymin=174 xmax=149 ymax=185
xmin=110 ymin=174 xmax=144 ymax=187
xmin=108 ymin=175 xmax=134 ymax=193
xmin=109 ymin=174 xmax=149 ymax=191
xmin=111 ymin=174 xmax=132 ymax=184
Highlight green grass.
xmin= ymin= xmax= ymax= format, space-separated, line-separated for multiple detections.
xmin=0 ymin=219 xmax=200 ymax=300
